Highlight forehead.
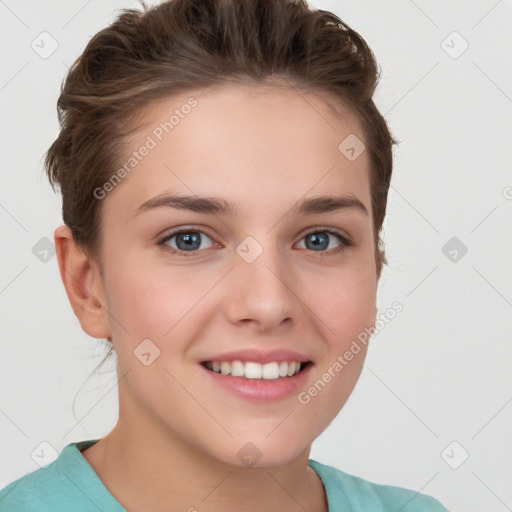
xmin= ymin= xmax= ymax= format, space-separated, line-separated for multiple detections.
xmin=107 ymin=83 xmax=371 ymax=217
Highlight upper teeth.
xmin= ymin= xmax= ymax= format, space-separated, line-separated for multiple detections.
xmin=205 ymin=360 xmax=303 ymax=379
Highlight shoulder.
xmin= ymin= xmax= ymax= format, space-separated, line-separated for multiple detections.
xmin=0 ymin=440 xmax=124 ymax=512
xmin=309 ymin=459 xmax=450 ymax=512
xmin=0 ymin=458 xmax=68 ymax=511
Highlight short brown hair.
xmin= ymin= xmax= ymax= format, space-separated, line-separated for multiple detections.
xmin=45 ymin=0 xmax=396 ymax=274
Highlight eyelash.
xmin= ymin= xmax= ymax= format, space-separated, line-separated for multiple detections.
xmin=157 ymin=227 xmax=352 ymax=258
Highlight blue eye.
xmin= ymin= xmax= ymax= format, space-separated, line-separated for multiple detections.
xmin=158 ymin=227 xmax=351 ymax=257
xmin=297 ymin=229 xmax=351 ymax=254
xmin=159 ymin=230 xmax=215 ymax=255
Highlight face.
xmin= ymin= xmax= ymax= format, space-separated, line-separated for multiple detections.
xmin=95 ymin=83 xmax=379 ymax=468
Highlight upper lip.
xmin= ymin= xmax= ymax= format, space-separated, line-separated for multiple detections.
xmin=200 ymin=349 xmax=312 ymax=365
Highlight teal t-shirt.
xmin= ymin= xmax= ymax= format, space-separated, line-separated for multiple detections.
xmin=0 ymin=439 xmax=449 ymax=511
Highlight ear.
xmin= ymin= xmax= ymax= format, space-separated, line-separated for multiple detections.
xmin=54 ymin=225 xmax=111 ymax=339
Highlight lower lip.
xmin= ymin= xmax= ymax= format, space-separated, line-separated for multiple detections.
xmin=200 ymin=363 xmax=312 ymax=401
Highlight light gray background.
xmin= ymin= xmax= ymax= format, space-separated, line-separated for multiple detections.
xmin=1 ymin=1 xmax=511 ymax=511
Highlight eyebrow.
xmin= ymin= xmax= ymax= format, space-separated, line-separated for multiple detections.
xmin=135 ymin=193 xmax=368 ymax=217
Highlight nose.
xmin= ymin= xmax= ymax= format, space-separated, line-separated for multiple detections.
xmin=223 ymin=240 xmax=298 ymax=334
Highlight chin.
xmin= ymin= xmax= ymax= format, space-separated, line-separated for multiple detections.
xmin=211 ymin=435 xmax=310 ymax=470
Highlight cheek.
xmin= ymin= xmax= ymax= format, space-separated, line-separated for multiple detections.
xmin=306 ymin=264 xmax=377 ymax=343
xmin=297 ymin=266 xmax=375 ymax=413
xmin=102 ymin=257 xmax=221 ymax=380
xmin=104 ymin=255 xmax=201 ymax=335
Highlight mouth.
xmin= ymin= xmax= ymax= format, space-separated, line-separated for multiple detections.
xmin=201 ymin=360 xmax=312 ymax=380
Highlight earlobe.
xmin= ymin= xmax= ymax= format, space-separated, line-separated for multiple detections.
xmin=54 ymin=225 xmax=111 ymax=339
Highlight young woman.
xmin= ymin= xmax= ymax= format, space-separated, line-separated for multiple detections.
xmin=0 ymin=0 xmax=450 ymax=510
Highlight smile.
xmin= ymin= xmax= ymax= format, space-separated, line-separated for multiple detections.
xmin=202 ymin=360 xmax=311 ymax=380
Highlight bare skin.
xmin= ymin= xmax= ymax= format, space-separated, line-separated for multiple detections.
xmin=56 ymin=82 xmax=379 ymax=512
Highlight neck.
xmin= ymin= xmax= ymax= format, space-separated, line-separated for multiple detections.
xmin=81 ymin=401 xmax=327 ymax=512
